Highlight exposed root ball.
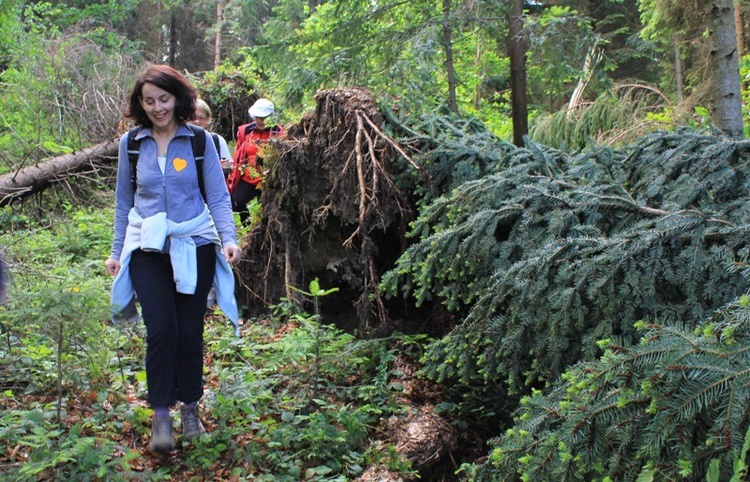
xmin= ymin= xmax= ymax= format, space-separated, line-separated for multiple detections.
xmin=388 ymin=406 xmax=457 ymax=471
xmin=235 ymin=88 xmax=414 ymax=332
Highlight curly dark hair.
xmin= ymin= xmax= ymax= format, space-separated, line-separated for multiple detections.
xmin=125 ymin=64 xmax=197 ymax=127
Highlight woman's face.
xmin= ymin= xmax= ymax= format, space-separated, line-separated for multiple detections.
xmin=193 ymin=110 xmax=210 ymax=128
xmin=140 ymin=83 xmax=176 ymax=131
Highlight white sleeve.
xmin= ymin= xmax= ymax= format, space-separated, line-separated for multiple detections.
xmin=218 ymin=135 xmax=231 ymax=162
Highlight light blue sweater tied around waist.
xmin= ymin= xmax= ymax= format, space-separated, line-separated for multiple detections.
xmin=110 ymin=206 xmax=240 ymax=336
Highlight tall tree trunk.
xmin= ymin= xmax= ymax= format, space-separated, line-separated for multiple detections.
xmin=735 ymin=0 xmax=747 ymax=92
xmin=214 ymin=0 xmax=222 ymax=69
xmin=509 ymin=0 xmax=528 ymax=147
xmin=474 ymin=39 xmax=482 ymax=110
xmin=169 ymin=11 xmax=176 ymax=67
xmin=735 ymin=0 xmax=744 ymax=57
xmin=709 ymin=0 xmax=744 ymax=139
xmin=442 ymin=0 xmax=458 ymax=113
xmin=156 ymin=0 xmax=163 ymax=63
xmin=673 ymin=34 xmax=683 ymax=103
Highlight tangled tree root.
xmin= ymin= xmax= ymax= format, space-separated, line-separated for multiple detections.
xmin=236 ymin=88 xmax=415 ymax=333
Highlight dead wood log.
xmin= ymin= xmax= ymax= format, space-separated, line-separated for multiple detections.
xmin=0 ymin=138 xmax=119 ymax=206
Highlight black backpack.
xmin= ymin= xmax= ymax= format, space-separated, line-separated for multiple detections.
xmin=126 ymin=124 xmax=220 ymax=200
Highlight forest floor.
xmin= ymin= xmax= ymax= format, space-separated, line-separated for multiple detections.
xmin=0 ymin=309 xmax=485 ymax=481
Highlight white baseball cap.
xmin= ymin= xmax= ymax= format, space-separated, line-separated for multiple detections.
xmin=248 ymin=98 xmax=275 ymax=118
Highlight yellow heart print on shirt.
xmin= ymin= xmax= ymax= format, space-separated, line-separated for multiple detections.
xmin=173 ymin=157 xmax=188 ymax=172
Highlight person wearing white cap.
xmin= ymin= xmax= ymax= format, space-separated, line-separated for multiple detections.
xmin=226 ymin=98 xmax=285 ymax=224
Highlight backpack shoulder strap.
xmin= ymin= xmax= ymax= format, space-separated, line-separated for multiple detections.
xmin=237 ymin=124 xmax=252 ymax=145
xmin=241 ymin=123 xmax=255 ymax=141
xmin=188 ymin=124 xmax=207 ymax=161
xmin=211 ymin=133 xmax=221 ymax=157
xmin=187 ymin=124 xmax=207 ymax=201
xmin=126 ymin=127 xmax=141 ymax=192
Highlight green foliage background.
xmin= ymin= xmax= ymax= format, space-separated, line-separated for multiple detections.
xmin=0 ymin=0 xmax=692 ymax=169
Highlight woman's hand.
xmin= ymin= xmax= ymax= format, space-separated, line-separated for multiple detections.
xmin=105 ymin=258 xmax=120 ymax=276
xmin=223 ymin=245 xmax=241 ymax=265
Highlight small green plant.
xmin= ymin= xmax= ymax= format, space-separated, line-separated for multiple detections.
xmin=705 ymin=426 xmax=750 ymax=482
xmin=2 ymin=273 xmax=110 ymax=421
xmin=290 ymin=278 xmax=339 ymax=399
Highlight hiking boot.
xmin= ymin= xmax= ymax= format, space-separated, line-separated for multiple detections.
xmin=150 ymin=412 xmax=174 ymax=452
xmin=180 ymin=402 xmax=206 ymax=440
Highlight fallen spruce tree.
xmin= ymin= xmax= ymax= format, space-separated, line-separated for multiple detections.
xmin=234 ymin=88 xmax=517 ymax=337
xmin=379 ymin=126 xmax=750 ymax=481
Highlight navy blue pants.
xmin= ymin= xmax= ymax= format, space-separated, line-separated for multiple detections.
xmin=129 ymin=244 xmax=216 ymax=408
xmin=231 ymin=180 xmax=261 ymax=224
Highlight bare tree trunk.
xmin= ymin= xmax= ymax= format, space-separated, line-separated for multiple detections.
xmin=169 ymin=11 xmax=176 ymax=67
xmin=509 ymin=0 xmax=528 ymax=147
xmin=214 ymin=0 xmax=222 ymax=69
xmin=735 ymin=0 xmax=747 ymax=92
xmin=735 ymin=0 xmax=744 ymax=57
xmin=674 ymin=34 xmax=683 ymax=103
xmin=442 ymin=0 xmax=458 ymax=113
xmin=474 ymin=39 xmax=482 ymax=110
xmin=156 ymin=0 xmax=164 ymax=61
xmin=709 ymin=0 xmax=744 ymax=138
xmin=0 ymin=138 xmax=119 ymax=206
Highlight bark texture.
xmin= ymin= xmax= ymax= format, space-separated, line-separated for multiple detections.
xmin=709 ymin=0 xmax=744 ymax=139
xmin=0 ymin=138 xmax=119 ymax=206
xmin=508 ymin=0 xmax=529 ymax=147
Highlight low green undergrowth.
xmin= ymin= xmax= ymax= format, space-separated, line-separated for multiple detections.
xmin=0 ymin=205 xmax=422 ymax=481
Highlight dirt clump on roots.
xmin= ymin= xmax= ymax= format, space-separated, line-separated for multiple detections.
xmin=353 ymin=351 xmax=474 ymax=481
xmin=235 ymin=87 xmax=416 ymax=334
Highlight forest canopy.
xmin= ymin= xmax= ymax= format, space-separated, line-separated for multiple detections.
xmin=3 ymin=0 xmax=746 ymax=168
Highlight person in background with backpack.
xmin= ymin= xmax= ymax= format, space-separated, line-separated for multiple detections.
xmin=192 ymin=98 xmax=233 ymax=309
xmin=192 ymin=98 xmax=232 ymax=178
xmin=226 ymin=97 xmax=285 ymax=224
xmin=105 ymin=64 xmax=241 ymax=453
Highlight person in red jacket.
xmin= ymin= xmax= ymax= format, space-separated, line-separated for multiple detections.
xmin=227 ymin=98 xmax=285 ymax=224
